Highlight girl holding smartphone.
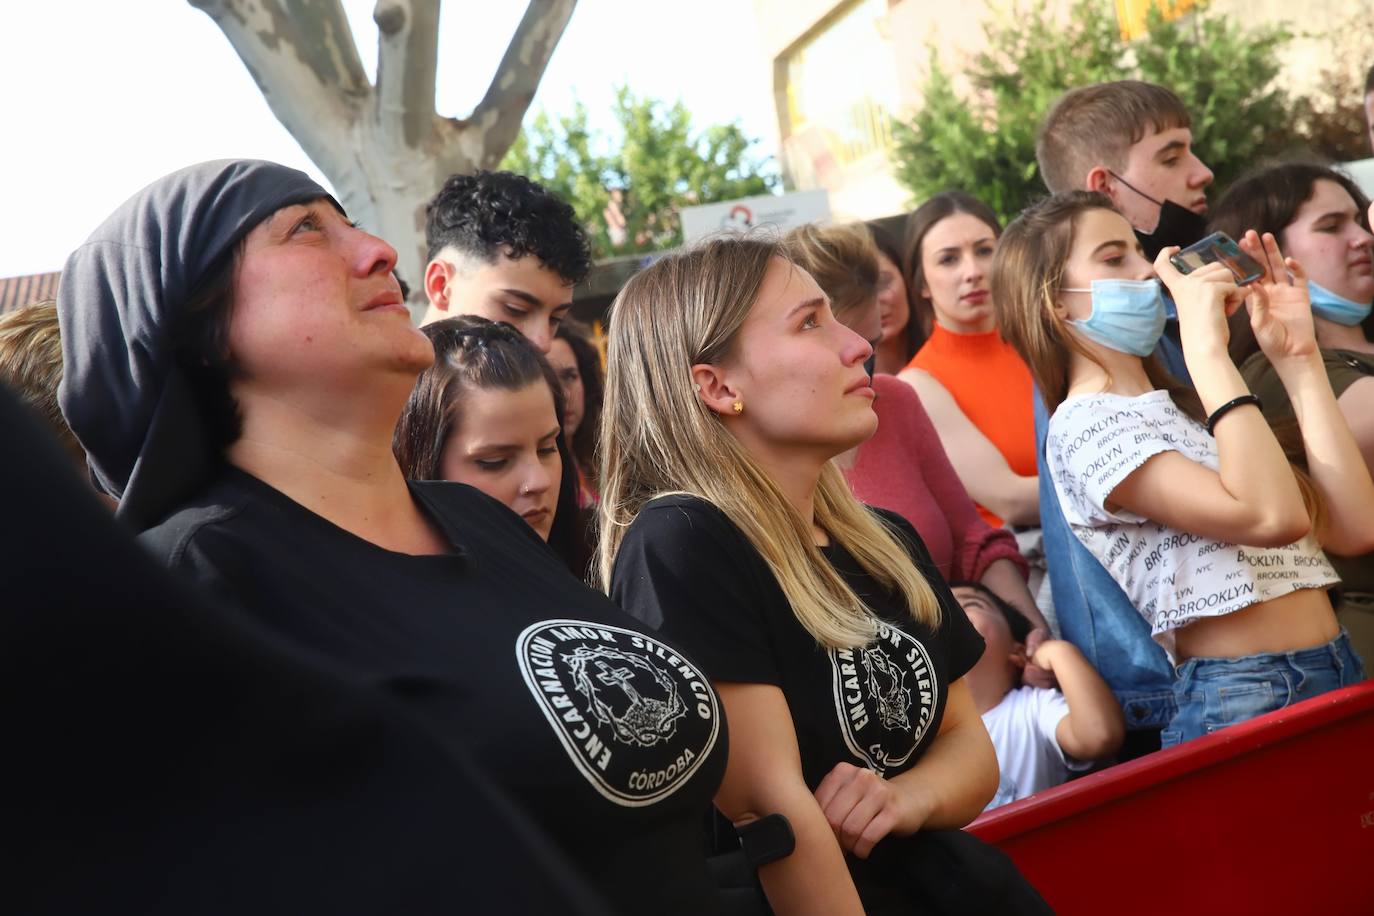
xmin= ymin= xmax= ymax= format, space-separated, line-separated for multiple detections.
xmin=993 ymin=191 xmax=1374 ymax=746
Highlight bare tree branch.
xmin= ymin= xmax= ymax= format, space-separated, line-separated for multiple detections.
xmin=194 ymin=0 xmax=578 ymax=309
xmin=373 ymin=0 xmax=439 ymax=148
xmin=469 ymin=0 xmax=577 ymax=167
xmin=190 ymin=0 xmax=369 ymax=173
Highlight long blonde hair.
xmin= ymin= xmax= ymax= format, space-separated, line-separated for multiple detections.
xmin=597 ymin=236 xmax=943 ymax=649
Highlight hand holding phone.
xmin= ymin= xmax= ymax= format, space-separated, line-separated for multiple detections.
xmin=1169 ymin=231 xmax=1265 ymax=286
xmin=1154 ymin=244 xmax=1244 ymax=357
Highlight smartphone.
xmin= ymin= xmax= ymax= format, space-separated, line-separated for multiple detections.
xmin=1169 ymin=231 xmax=1265 ymax=285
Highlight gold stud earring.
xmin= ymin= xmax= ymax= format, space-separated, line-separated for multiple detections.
xmin=732 ymin=401 xmax=744 ymax=414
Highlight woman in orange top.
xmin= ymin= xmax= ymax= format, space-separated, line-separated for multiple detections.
xmin=897 ymin=192 xmax=1038 ymax=528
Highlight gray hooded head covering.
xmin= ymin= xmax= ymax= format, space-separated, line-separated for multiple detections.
xmin=57 ymin=159 xmax=336 ymax=530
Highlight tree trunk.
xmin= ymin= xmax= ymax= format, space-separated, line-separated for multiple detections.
xmin=190 ymin=0 xmax=576 ymax=320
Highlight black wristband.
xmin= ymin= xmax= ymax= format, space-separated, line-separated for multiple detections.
xmin=1205 ymin=394 xmax=1262 ymax=435
xmin=736 ymin=814 xmax=796 ymax=868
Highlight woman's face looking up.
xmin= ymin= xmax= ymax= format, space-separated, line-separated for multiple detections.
xmin=707 ymin=257 xmax=877 ymax=462
xmin=227 ymin=200 xmax=435 ymax=391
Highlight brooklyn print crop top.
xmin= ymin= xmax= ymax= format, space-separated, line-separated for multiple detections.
xmin=1047 ymin=390 xmax=1338 ymax=658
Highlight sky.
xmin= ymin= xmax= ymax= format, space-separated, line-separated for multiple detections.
xmin=0 ymin=1 xmax=779 ymax=278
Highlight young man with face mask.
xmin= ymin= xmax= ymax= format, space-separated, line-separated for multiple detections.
xmin=1037 ymin=81 xmax=1214 ymax=260
xmin=1025 ymin=81 xmax=1216 ymax=756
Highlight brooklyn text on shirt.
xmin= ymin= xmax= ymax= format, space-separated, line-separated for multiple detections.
xmin=516 ymin=619 xmax=721 ymax=807
xmin=829 ymin=622 xmax=938 ymax=775
xmin=1059 ymin=409 xmax=1133 ymax=464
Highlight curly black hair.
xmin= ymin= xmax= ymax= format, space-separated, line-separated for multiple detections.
xmin=424 ymin=171 xmax=592 ymax=285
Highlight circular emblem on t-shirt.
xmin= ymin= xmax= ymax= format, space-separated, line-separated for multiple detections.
xmin=516 ymin=619 xmax=721 ymax=807
xmin=828 ymin=622 xmax=938 ymax=775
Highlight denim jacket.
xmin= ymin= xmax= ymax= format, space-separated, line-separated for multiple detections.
xmin=1033 ymin=329 xmax=1189 ymax=730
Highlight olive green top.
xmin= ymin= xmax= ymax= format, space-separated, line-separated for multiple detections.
xmin=1240 ymin=347 xmax=1374 ymax=602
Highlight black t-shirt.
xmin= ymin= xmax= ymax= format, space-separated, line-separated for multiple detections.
xmin=2 ymin=386 xmax=614 ymax=916
xmin=610 ymin=495 xmax=984 ymax=792
xmin=140 ymin=468 xmax=727 ymax=916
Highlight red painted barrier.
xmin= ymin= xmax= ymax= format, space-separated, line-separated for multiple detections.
xmin=968 ymin=682 xmax=1374 ymax=915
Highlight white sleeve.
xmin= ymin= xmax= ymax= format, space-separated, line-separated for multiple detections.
xmin=1035 ymin=688 xmax=1093 ymax=772
xmin=1046 ymin=398 xmax=1176 ymax=526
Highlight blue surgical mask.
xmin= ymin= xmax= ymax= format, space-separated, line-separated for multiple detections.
xmin=1308 ymin=279 xmax=1372 ymax=326
xmin=1061 ymin=278 xmax=1167 ymax=357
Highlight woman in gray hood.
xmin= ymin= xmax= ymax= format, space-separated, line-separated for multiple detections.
xmin=57 ymin=160 xmax=730 ymax=916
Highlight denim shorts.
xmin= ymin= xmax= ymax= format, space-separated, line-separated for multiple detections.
xmin=1161 ymin=631 xmax=1366 ymax=748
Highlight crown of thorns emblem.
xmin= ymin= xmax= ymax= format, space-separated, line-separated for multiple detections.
xmin=861 ymin=646 xmax=912 ymax=732
xmin=564 ymin=645 xmax=687 ymax=747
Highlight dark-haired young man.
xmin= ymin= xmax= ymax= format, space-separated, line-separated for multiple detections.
xmin=421 ymin=171 xmax=592 ymax=354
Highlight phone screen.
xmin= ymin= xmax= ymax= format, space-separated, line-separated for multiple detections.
xmin=1169 ymin=232 xmax=1264 ymax=285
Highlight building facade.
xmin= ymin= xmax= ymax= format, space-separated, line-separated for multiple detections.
xmin=754 ymin=0 xmax=1370 ymax=221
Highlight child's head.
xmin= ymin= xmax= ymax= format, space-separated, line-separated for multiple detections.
xmin=991 ymin=191 xmax=1156 ymax=410
xmin=1036 ymin=81 xmax=1212 ymax=235
xmin=950 ymin=582 xmax=1031 ymax=693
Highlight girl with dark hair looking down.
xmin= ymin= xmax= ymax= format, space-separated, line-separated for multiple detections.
xmin=393 ymin=315 xmax=589 ymax=574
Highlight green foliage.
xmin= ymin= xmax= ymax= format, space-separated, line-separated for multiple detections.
xmin=502 ymin=86 xmax=777 ymax=258
xmin=1286 ymin=11 xmax=1374 ymax=164
xmin=892 ymin=0 xmax=1317 ymax=224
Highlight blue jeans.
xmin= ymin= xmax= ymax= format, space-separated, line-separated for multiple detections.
xmin=1035 ymin=389 xmax=1177 ymax=729
xmin=1161 ymin=631 xmax=1366 ymax=747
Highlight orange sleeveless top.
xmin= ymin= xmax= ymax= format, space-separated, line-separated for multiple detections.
xmin=906 ymin=324 xmax=1037 ymax=527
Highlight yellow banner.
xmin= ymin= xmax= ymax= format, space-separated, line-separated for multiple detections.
xmin=1115 ymin=0 xmax=1202 ymax=40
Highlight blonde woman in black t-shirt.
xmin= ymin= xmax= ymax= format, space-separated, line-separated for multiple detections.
xmin=601 ymin=236 xmax=1043 ymax=914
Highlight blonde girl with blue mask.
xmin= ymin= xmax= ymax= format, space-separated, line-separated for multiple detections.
xmin=992 ymin=191 xmax=1374 ymax=747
